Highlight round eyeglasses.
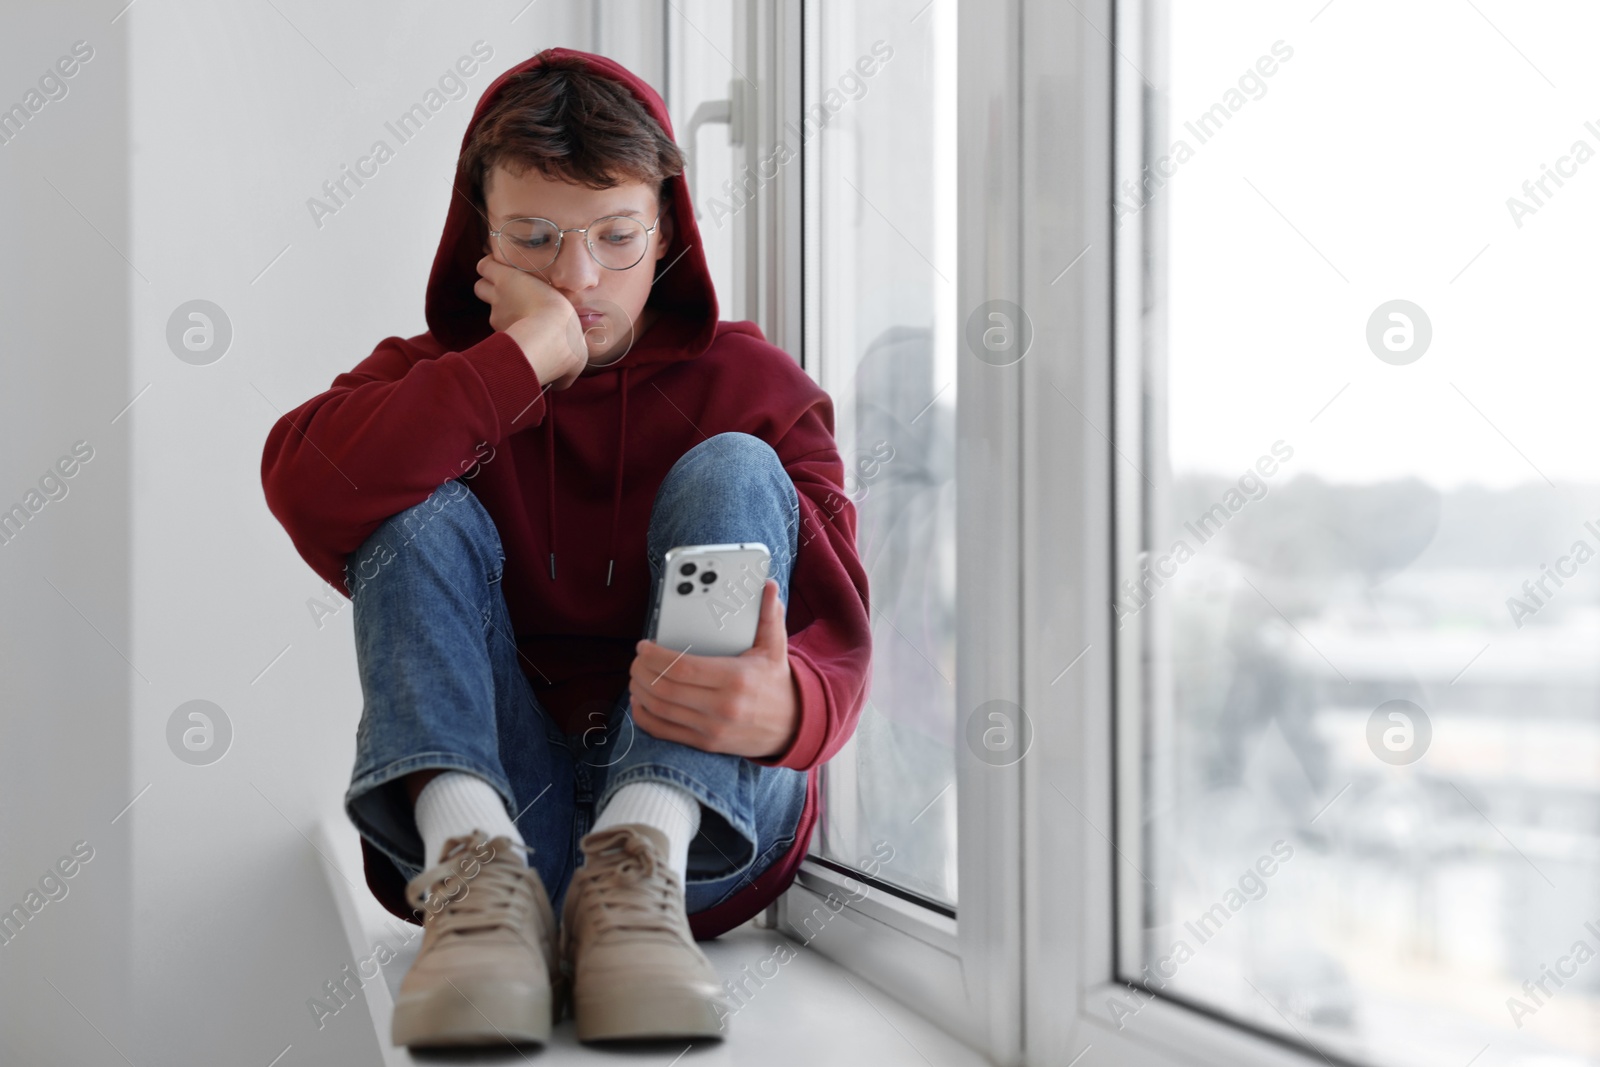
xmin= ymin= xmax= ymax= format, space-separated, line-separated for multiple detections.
xmin=487 ymin=214 xmax=661 ymax=273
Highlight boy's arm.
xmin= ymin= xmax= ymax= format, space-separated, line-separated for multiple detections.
xmin=746 ymin=400 xmax=874 ymax=774
xmin=260 ymin=330 xmax=547 ymax=594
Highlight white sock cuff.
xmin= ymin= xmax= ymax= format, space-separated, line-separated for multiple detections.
xmin=593 ymin=780 xmax=701 ymax=878
xmin=414 ymin=770 xmax=525 ymax=867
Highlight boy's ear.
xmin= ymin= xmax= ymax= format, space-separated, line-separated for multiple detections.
xmin=655 ymin=201 xmax=674 ymax=261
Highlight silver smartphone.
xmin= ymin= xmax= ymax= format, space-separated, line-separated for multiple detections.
xmin=646 ymin=543 xmax=773 ymax=656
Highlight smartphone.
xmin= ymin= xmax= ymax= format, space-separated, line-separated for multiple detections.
xmin=646 ymin=543 xmax=773 ymax=656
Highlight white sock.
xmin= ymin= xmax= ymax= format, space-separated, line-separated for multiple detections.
xmin=592 ymin=781 xmax=700 ymax=881
xmin=414 ymin=771 xmax=526 ymax=867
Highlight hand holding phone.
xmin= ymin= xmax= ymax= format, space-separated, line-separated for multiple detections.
xmin=646 ymin=543 xmax=772 ymax=656
xmin=632 ymin=543 xmax=800 ymax=760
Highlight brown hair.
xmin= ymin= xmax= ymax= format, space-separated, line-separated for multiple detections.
xmin=461 ymin=54 xmax=683 ymax=213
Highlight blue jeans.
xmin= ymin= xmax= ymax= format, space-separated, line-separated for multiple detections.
xmin=343 ymin=432 xmax=809 ymax=920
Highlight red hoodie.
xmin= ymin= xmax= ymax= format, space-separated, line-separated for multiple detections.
xmin=260 ymin=47 xmax=872 ymax=939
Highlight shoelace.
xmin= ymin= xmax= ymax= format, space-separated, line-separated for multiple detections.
xmin=406 ymin=833 xmax=537 ymax=943
xmin=573 ymin=828 xmax=682 ymax=939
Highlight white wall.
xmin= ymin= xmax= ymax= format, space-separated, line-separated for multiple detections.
xmin=0 ymin=5 xmax=131 ymax=1063
xmin=5 ymin=2 xmax=593 ymax=1064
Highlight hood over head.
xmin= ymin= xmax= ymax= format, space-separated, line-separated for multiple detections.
xmin=426 ymin=46 xmax=717 ymax=361
xmin=424 ymin=48 xmax=720 ymax=587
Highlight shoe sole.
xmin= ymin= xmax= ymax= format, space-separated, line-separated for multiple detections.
xmin=392 ymin=976 xmax=553 ymax=1048
xmin=575 ymin=986 xmax=727 ymax=1043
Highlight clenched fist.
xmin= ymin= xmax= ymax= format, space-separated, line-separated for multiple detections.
xmin=474 ymin=253 xmax=587 ymax=392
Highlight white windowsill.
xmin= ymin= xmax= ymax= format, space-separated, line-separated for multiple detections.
xmin=312 ymin=819 xmax=995 ymax=1066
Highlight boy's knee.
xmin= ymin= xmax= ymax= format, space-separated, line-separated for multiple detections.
xmin=669 ymin=432 xmax=782 ymax=487
xmin=344 ymin=480 xmax=497 ymax=592
xmin=374 ymin=479 xmax=485 ymax=545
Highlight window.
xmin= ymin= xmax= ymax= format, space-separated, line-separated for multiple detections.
xmin=807 ymin=0 xmax=960 ymax=908
xmin=660 ymin=1 xmax=740 ymax=317
xmin=1118 ymin=4 xmax=1600 ymax=1065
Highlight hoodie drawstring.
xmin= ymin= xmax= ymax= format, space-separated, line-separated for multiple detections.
xmin=545 ymin=365 xmax=630 ymax=588
xmin=546 ymin=394 xmax=557 ymax=581
xmin=606 ymin=366 xmax=629 ymax=587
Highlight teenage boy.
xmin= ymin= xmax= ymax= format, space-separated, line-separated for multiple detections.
xmin=261 ymin=48 xmax=871 ymax=1048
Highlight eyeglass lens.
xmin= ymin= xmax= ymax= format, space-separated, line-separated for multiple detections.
xmin=495 ymin=217 xmax=651 ymax=272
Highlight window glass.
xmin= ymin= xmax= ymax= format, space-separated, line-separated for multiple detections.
xmin=810 ymin=0 xmax=959 ymax=906
xmin=1126 ymin=4 xmax=1600 ymax=1063
xmin=665 ymin=0 xmax=739 ymax=317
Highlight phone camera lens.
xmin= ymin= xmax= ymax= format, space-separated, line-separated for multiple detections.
xmin=700 ymin=571 xmax=717 ymax=585
xmin=679 ymin=562 xmax=696 ymax=576
xmin=676 ymin=581 xmax=694 ymax=595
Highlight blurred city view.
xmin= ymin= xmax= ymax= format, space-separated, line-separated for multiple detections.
xmin=1131 ymin=5 xmax=1600 ymax=1064
xmin=1142 ymin=474 xmax=1600 ymax=1065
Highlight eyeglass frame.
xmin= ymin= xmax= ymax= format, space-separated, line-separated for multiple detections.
xmin=486 ymin=213 xmax=663 ymax=273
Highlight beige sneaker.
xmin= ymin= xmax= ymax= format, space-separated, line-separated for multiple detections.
xmin=390 ymin=831 xmax=562 ymax=1049
xmin=561 ymin=823 xmax=729 ymax=1042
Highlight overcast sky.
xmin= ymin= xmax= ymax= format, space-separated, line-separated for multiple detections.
xmin=1165 ymin=0 xmax=1599 ymax=490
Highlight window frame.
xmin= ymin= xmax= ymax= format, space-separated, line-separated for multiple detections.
xmin=764 ymin=0 xmax=1023 ymax=1060
xmin=1029 ymin=1 xmax=1390 ymax=1065
xmin=646 ymin=0 xmax=1359 ymax=1062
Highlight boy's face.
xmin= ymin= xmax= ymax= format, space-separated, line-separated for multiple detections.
xmin=483 ymin=163 xmax=673 ymax=368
